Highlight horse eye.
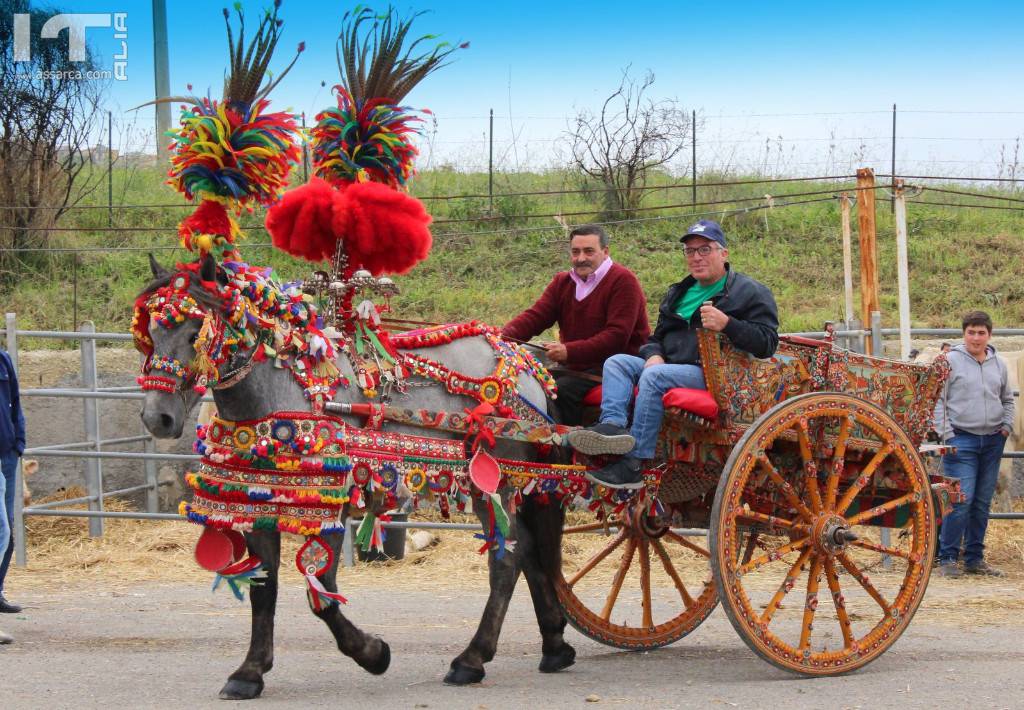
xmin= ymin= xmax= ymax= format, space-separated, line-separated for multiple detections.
xmin=189 ymin=332 xmax=199 ymax=345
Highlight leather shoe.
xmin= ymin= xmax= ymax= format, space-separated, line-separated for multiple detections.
xmin=0 ymin=595 xmax=23 ymax=613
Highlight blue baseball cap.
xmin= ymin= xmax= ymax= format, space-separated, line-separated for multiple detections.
xmin=680 ymin=219 xmax=726 ymax=248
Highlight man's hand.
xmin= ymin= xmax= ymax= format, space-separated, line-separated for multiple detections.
xmin=1000 ymin=426 xmax=1012 ymax=438
xmin=544 ymin=342 xmax=568 ymax=363
xmin=644 ymin=355 xmax=665 ymax=368
xmin=699 ymin=303 xmax=730 ymax=332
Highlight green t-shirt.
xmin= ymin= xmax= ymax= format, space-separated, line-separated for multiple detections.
xmin=674 ymin=275 xmax=727 ymax=320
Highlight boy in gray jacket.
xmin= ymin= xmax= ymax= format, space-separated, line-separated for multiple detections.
xmin=932 ymin=310 xmax=1015 ymax=577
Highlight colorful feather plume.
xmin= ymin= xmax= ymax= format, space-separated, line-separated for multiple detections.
xmin=311 ymin=88 xmax=421 ymax=189
xmin=152 ymin=1 xmax=304 ymax=256
xmin=266 ymin=7 xmax=462 ymax=271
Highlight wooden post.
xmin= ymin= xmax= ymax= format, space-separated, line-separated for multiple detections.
xmin=893 ymin=179 xmax=911 ymax=359
xmin=840 ymin=193 xmax=854 ymax=323
xmin=856 ymin=168 xmax=879 ymax=354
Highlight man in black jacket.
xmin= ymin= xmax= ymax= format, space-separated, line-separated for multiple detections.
xmin=566 ymin=220 xmax=779 ymax=488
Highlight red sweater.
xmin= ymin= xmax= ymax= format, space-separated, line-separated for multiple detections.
xmin=502 ymin=263 xmax=650 ymax=372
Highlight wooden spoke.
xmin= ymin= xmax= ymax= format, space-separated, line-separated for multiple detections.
xmin=756 ymin=455 xmax=815 ymax=522
xmin=664 ymin=530 xmax=711 ymax=558
xmin=836 ymin=552 xmax=893 ymax=615
xmin=566 ymin=529 xmax=626 ymax=588
xmin=835 ymin=443 xmax=894 ymax=514
xmin=736 ymin=509 xmax=808 ymax=533
xmin=564 ymin=520 xmax=616 ymax=535
xmin=845 ymin=491 xmax=916 ymax=526
xmin=798 ymin=556 xmax=824 ymax=651
xmin=639 ymin=539 xmax=654 ymax=630
xmin=823 ymin=557 xmax=855 ymax=649
xmin=652 ymin=538 xmax=696 ymax=608
xmin=760 ymin=547 xmax=812 ymax=625
xmin=824 ymin=416 xmax=852 ymax=510
xmin=738 ymin=537 xmax=809 ymax=576
xmin=848 ymin=537 xmax=913 ymax=560
xmin=797 ymin=419 xmax=824 ymax=513
xmin=600 ymin=537 xmax=637 ymax=622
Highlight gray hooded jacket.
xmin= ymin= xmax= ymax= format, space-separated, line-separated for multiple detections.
xmin=932 ymin=343 xmax=1015 ymax=441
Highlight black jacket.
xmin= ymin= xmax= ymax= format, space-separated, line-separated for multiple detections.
xmin=638 ymin=266 xmax=779 ymax=365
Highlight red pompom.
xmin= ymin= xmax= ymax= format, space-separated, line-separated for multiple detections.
xmin=332 ymin=181 xmax=432 ymax=275
xmin=178 ymin=199 xmax=234 ymax=250
xmin=265 ymin=177 xmax=340 ymax=262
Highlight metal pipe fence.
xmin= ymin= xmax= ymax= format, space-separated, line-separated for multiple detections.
xmin=4 ymin=314 xmax=1023 ymax=573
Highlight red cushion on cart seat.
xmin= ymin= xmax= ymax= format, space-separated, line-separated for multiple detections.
xmin=581 ymin=385 xmax=640 ymax=407
xmin=582 ymin=385 xmax=603 ymax=406
xmin=662 ymin=388 xmax=719 ymax=419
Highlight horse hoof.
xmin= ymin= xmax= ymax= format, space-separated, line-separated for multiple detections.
xmin=360 ymin=640 xmax=391 ymax=675
xmin=539 ymin=644 xmax=576 ymax=673
xmin=443 ymin=661 xmax=485 ymax=686
xmin=218 ymin=677 xmax=264 ymax=700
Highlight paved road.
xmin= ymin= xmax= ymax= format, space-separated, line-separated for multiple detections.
xmin=0 ymin=580 xmax=1021 ymax=710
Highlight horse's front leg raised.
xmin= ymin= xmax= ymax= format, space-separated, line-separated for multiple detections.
xmin=220 ymin=530 xmax=281 ymax=700
xmin=312 ymin=530 xmax=391 ymax=675
xmin=445 ymin=494 xmax=522 ymax=685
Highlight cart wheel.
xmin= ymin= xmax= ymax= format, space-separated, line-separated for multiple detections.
xmin=709 ymin=392 xmax=936 ymax=676
xmin=556 ymin=505 xmax=718 ymax=650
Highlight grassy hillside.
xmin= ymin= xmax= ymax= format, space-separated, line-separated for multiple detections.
xmin=4 ymin=165 xmax=1024 ymax=346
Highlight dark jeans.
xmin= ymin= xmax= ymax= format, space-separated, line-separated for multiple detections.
xmin=553 ymin=371 xmax=601 ymax=426
xmin=0 ymin=452 xmax=17 ymax=593
xmin=937 ymin=431 xmax=1006 ymax=565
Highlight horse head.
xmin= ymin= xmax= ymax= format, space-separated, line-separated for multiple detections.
xmin=135 ymin=253 xmax=238 ymax=438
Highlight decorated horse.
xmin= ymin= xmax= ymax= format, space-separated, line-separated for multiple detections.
xmin=136 ymin=5 xmax=583 ymax=699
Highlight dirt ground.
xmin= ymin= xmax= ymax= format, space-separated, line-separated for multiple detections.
xmin=2 ymin=512 xmax=1024 ymax=710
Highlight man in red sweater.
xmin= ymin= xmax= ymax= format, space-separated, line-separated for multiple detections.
xmin=502 ymin=225 xmax=650 ymax=424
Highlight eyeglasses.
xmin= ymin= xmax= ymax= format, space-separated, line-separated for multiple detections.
xmin=683 ymin=245 xmax=721 ymax=258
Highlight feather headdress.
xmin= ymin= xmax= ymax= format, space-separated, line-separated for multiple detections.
xmin=266 ymin=6 xmax=466 ymax=275
xmin=158 ymin=1 xmax=303 ymax=258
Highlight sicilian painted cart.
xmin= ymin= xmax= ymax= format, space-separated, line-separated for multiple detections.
xmin=550 ymin=328 xmax=956 ymax=676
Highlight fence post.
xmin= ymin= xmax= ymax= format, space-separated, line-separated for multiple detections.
xmin=342 ymin=516 xmax=355 ymax=567
xmin=893 ymin=179 xmax=912 ymax=359
xmin=7 ymin=313 xmax=27 ymax=567
xmin=857 ymin=168 xmax=880 ymax=354
xmin=144 ymin=435 xmax=159 ymax=513
xmin=80 ymin=321 xmax=104 ymax=537
xmin=840 ymin=192 xmax=854 ymax=323
xmin=488 ymin=108 xmax=494 ymax=214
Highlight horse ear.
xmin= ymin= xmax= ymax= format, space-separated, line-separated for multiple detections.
xmin=148 ymin=253 xmax=168 ymax=279
xmin=199 ymin=253 xmax=218 ymax=283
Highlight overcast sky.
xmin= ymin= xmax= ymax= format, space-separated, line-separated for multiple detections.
xmin=49 ymin=0 xmax=1024 ymax=177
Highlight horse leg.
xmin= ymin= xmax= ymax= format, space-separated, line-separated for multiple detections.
xmin=518 ymin=500 xmax=575 ymax=673
xmin=220 ymin=531 xmax=281 ymax=700
xmin=309 ymin=531 xmax=391 ymax=675
xmin=444 ymin=496 xmax=522 ymax=686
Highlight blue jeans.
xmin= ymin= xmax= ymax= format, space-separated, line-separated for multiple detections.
xmin=0 ymin=452 xmax=16 ymax=593
xmin=599 ymin=354 xmax=706 ymax=460
xmin=937 ymin=431 xmax=1006 ymax=565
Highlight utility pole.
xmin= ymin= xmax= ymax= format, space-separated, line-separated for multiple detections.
xmin=691 ymin=109 xmax=697 ymax=205
xmin=893 ymin=179 xmax=911 ymax=359
xmin=890 ymin=104 xmax=896 ymax=213
xmin=152 ymin=0 xmax=172 ymax=160
xmin=856 ymin=168 xmax=880 ymax=354
xmin=840 ymin=192 xmax=854 ymax=324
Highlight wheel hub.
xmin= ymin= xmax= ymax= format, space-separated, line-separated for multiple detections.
xmin=812 ymin=514 xmax=857 ymax=554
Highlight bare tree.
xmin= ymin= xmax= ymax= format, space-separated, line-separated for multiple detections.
xmin=0 ymin=1 xmax=107 ymax=277
xmin=566 ymin=69 xmax=690 ymax=218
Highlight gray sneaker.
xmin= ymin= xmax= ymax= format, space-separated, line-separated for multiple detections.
xmin=964 ymin=561 xmax=1005 ymax=577
xmin=936 ymin=561 xmax=963 ymax=578
xmin=565 ymin=422 xmax=635 ymax=456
